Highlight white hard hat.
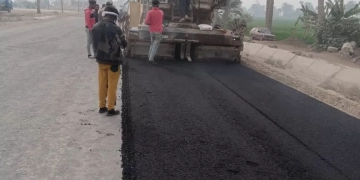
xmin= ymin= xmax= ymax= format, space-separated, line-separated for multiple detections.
xmin=106 ymin=0 xmax=113 ymax=5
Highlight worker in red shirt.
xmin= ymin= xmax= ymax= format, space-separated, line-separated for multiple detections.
xmin=145 ymin=0 xmax=164 ymax=64
xmin=85 ymin=0 xmax=96 ymax=58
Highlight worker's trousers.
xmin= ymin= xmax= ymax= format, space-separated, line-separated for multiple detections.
xmin=98 ymin=64 xmax=121 ymax=110
xmin=85 ymin=27 xmax=93 ymax=55
xmin=179 ymin=0 xmax=190 ymax=18
xmin=149 ymin=32 xmax=162 ymax=61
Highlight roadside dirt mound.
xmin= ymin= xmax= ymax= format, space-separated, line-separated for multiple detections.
xmin=280 ymin=37 xmax=309 ymax=49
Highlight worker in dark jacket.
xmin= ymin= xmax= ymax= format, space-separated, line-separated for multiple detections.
xmin=92 ymin=5 xmax=127 ymax=116
xmin=92 ymin=4 xmax=100 ymax=23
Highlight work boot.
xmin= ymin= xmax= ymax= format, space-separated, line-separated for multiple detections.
xmin=149 ymin=60 xmax=157 ymax=64
xmin=99 ymin=107 xmax=108 ymax=114
xmin=107 ymin=109 xmax=120 ymax=116
xmin=88 ymin=54 xmax=92 ymax=58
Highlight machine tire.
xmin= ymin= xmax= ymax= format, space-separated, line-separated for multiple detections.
xmin=190 ymin=44 xmax=198 ymax=62
xmin=237 ymin=54 xmax=242 ymax=63
xmin=174 ymin=43 xmax=182 ymax=61
xmin=124 ymin=47 xmax=131 ymax=58
xmin=233 ymin=54 xmax=241 ymax=64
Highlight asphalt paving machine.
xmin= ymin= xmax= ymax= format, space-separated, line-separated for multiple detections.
xmin=122 ymin=0 xmax=243 ymax=63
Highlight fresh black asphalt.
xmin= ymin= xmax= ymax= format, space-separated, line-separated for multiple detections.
xmin=121 ymin=59 xmax=360 ymax=180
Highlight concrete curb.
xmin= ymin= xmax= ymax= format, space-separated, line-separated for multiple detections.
xmin=241 ymin=42 xmax=360 ymax=118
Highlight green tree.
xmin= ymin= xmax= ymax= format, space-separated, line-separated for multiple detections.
xmin=217 ymin=0 xmax=253 ymax=32
xmin=300 ymin=0 xmax=360 ymax=48
xmin=282 ymin=3 xmax=295 ymax=17
xmin=222 ymin=0 xmax=243 ymax=21
xmin=300 ymin=0 xmax=360 ymax=21
xmin=249 ymin=2 xmax=265 ymax=17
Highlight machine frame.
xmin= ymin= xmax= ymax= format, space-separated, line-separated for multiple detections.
xmin=122 ymin=0 xmax=243 ymax=63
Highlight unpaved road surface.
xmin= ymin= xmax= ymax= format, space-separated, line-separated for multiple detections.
xmin=0 ymin=17 xmax=122 ymax=179
xmin=122 ymin=59 xmax=360 ymax=180
xmin=0 ymin=9 xmax=80 ymax=24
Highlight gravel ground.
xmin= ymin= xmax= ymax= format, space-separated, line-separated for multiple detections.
xmin=122 ymin=59 xmax=360 ymax=180
xmin=0 ymin=17 xmax=122 ymax=179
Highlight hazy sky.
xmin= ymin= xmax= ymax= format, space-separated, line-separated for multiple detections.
xmin=242 ymin=0 xmax=353 ymax=9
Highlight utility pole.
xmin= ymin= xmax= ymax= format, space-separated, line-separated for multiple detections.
xmin=37 ymin=0 xmax=41 ymax=14
xmin=60 ymin=0 xmax=63 ymax=13
xmin=317 ymin=0 xmax=325 ymax=44
xmin=265 ymin=0 xmax=274 ymax=31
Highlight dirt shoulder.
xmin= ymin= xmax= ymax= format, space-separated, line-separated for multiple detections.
xmin=241 ymin=42 xmax=360 ymax=119
xmin=0 ymin=16 xmax=122 ymax=179
xmin=252 ymin=38 xmax=360 ymax=69
xmin=0 ymin=8 xmax=82 ymax=28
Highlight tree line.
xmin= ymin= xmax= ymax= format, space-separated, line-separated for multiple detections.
xmin=249 ymin=1 xmax=359 ymax=19
xmin=263 ymin=0 xmax=360 ymax=51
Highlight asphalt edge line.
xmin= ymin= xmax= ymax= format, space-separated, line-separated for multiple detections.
xmin=121 ymin=61 xmax=137 ymax=180
xmin=243 ymin=58 xmax=360 ymax=119
xmin=205 ymin=71 xmax=351 ymax=180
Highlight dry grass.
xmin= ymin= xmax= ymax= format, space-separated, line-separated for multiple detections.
xmin=0 ymin=9 xmax=80 ymax=23
xmin=320 ymin=82 xmax=360 ymax=102
xmin=264 ymin=58 xmax=287 ymax=69
xmin=0 ymin=12 xmax=23 ymax=22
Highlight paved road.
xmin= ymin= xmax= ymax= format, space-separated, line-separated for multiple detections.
xmin=0 ymin=17 xmax=122 ymax=179
xmin=122 ymin=59 xmax=360 ymax=180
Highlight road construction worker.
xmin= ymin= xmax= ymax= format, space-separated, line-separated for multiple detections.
xmin=92 ymin=5 xmax=127 ymax=116
xmin=93 ymin=4 xmax=100 ymax=23
xmin=84 ymin=0 xmax=97 ymax=58
xmin=98 ymin=0 xmax=113 ymax=22
xmin=118 ymin=7 xmax=129 ymax=30
xmin=179 ymin=0 xmax=190 ymax=23
xmin=145 ymin=0 xmax=164 ymax=64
